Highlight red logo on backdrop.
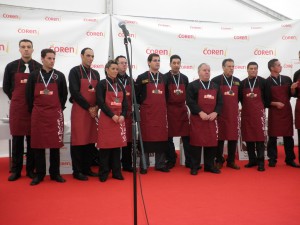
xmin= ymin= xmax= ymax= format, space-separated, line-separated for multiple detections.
xmin=125 ymin=20 xmax=138 ymax=24
xmin=234 ymin=36 xmax=249 ymax=40
xmin=17 ymin=28 xmax=39 ymax=35
xmin=234 ymin=65 xmax=246 ymax=70
xmin=178 ymin=34 xmax=196 ymax=39
xmin=221 ymin=26 xmax=232 ymax=30
xmin=282 ymin=35 xmax=297 ymax=40
xmin=49 ymin=42 xmax=78 ymax=56
xmin=190 ymin=26 xmax=202 ymax=30
xmin=83 ymin=18 xmax=98 ymax=22
xmin=91 ymin=64 xmax=105 ymax=69
xmin=2 ymin=13 xmax=20 ymax=20
xmin=158 ymin=24 xmax=171 ymax=28
xmin=254 ymin=48 xmax=276 ymax=56
xmin=180 ymin=65 xmax=195 ymax=70
xmin=45 ymin=16 xmax=61 ymax=22
xmin=0 ymin=42 xmax=9 ymax=54
xmin=202 ymin=48 xmax=227 ymax=56
xmin=146 ymin=48 xmax=171 ymax=56
xmin=118 ymin=32 xmax=136 ymax=38
xmin=283 ymin=63 xmax=293 ymax=69
xmin=60 ymin=161 xmax=71 ymax=166
xmin=86 ymin=31 xmax=105 ymax=37
xmin=281 ymin=24 xmax=292 ymax=28
xmin=251 ymin=26 xmax=262 ymax=30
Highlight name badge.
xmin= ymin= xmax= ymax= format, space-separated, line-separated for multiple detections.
xmin=224 ymin=91 xmax=235 ymax=96
xmin=246 ymin=93 xmax=257 ymax=98
xmin=152 ymin=89 xmax=162 ymax=94
xmin=126 ymin=91 xmax=130 ymax=96
xmin=204 ymin=94 xmax=215 ymax=99
xmin=111 ymin=101 xmax=121 ymax=106
xmin=174 ymin=89 xmax=183 ymax=95
xmin=20 ymin=79 xmax=28 ymax=84
xmin=88 ymin=88 xmax=95 ymax=92
xmin=40 ymin=89 xmax=53 ymax=95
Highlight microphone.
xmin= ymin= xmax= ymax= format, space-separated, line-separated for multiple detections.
xmin=118 ymin=21 xmax=130 ymax=38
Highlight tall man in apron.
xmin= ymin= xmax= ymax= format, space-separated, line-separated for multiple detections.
xmin=26 ymin=49 xmax=68 ymax=185
xmin=136 ymin=53 xmax=169 ymax=174
xmin=3 ymin=39 xmax=41 ymax=181
xmin=239 ymin=62 xmax=266 ymax=171
xmin=96 ymin=60 xmax=128 ymax=182
xmin=164 ymin=55 xmax=191 ymax=169
xmin=69 ymin=48 xmax=100 ymax=181
xmin=265 ymin=59 xmax=300 ymax=168
xmin=212 ymin=58 xmax=241 ymax=170
xmin=186 ymin=63 xmax=223 ymax=175
xmin=116 ymin=55 xmax=134 ymax=172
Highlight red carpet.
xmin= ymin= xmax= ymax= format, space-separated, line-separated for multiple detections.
xmin=1 ymin=148 xmax=300 ymax=225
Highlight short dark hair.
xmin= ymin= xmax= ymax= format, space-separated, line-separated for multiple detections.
xmin=81 ymin=47 xmax=93 ymax=55
xmin=170 ymin=54 xmax=181 ymax=63
xmin=247 ymin=61 xmax=258 ymax=69
xmin=104 ymin=59 xmax=118 ymax=75
xmin=147 ymin=53 xmax=159 ymax=62
xmin=222 ymin=58 xmax=234 ymax=67
xmin=41 ymin=49 xmax=56 ymax=58
xmin=268 ymin=58 xmax=278 ymax=71
xmin=115 ymin=55 xmax=126 ymax=63
xmin=19 ymin=39 xmax=33 ymax=47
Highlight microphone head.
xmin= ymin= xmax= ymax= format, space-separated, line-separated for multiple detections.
xmin=118 ymin=21 xmax=126 ymax=28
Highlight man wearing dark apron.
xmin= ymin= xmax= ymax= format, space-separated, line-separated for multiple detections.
xmin=164 ymin=55 xmax=190 ymax=169
xmin=69 ymin=48 xmax=100 ymax=181
xmin=26 ymin=49 xmax=68 ymax=185
xmin=136 ymin=53 xmax=169 ymax=174
xmin=96 ymin=60 xmax=128 ymax=182
xmin=116 ymin=55 xmax=134 ymax=172
xmin=3 ymin=39 xmax=41 ymax=181
xmin=212 ymin=58 xmax=241 ymax=170
xmin=239 ymin=62 xmax=266 ymax=171
xmin=265 ymin=59 xmax=300 ymax=168
xmin=186 ymin=63 xmax=223 ymax=175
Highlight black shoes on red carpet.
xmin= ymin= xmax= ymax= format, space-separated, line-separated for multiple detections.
xmin=8 ymin=173 xmax=21 ymax=181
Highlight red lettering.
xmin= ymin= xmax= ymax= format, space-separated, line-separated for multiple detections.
xmin=50 ymin=46 xmax=75 ymax=53
xmin=146 ymin=48 xmax=169 ymax=55
xmin=234 ymin=36 xmax=248 ymax=40
xmin=178 ymin=34 xmax=195 ymax=39
xmin=118 ymin=32 xmax=135 ymax=38
xmin=203 ymin=48 xmax=225 ymax=56
xmin=45 ymin=17 xmax=60 ymax=21
xmin=17 ymin=28 xmax=38 ymax=34
xmin=283 ymin=64 xmax=293 ymax=68
xmin=254 ymin=49 xmax=275 ymax=55
xmin=0 ymin=44 xmax=5 ymax=51
xmin=83 ymin=18 xmax=97 ymax=22
xmin=3 ymin=13 xmax=19 ymax=19
xmin=282 ymin=36 xmax=297 ymax=40
xmin=91 ymin=64 xmax=105 ymax=69
xmin=86 ymin=31 xmax=105 ymax=37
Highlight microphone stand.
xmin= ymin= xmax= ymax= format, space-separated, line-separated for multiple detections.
xmin=122 ymin=36 xmax=146 ymax=225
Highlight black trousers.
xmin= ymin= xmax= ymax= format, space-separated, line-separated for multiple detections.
xmin=11 ymin=135 xmax=34 ymax=174
xmin=99 ymin=148 xmax=121 ymax=177
xmin=166 ymin=136 xmax=191 ymax=166
xmin=140 ymin=152 xmax=166 ymax=169
xmin=121 ymin=142 xmax=132 ymax=169
xmin=70 ymin=143 xmax=96 ymax=175
xmin=33 ymin=148 xmax=60 ymax=178
xmin=216 ymin=140 xmax=237 ymax=163
xmin=267 ymin=136 xmax=295 ymax=163
xmin=190 ymin=145 xmax=216 ymax=170
xmin=246 ymin=141 xmax=265 ymax=165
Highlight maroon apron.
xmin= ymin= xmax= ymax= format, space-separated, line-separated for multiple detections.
xmin=241 ymin=79 xmax=265 ymax=142
xmin=71 ymin=67 xmax=98 ymax=145
xmin=190 ymin=86 xmax=218 ymax=147
xmin=140 ymin=73 xmax=168 ymax=142
xmin=31 ymin=73 xmax=64 ymax=148
xmin=9 ymin=60 xmax=34 ymax=135
xmin=295 ymin=80 xmax=300 ymax=129
xmin=268 ymin=83 xmax=293 ymax=136
xmin=97 ymin=81 xmax=127 ymax=149
xmin=167 ymin=82 xmax=189 ymax=137
xmin=218 ymin=77 xmax=239 ymax=140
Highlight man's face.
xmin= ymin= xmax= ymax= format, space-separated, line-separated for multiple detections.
xmin=42 ymin=53 xmax=55 ymax=70
xmin=223 ymin=61 xmax=234 ymax=76
xmin=148 ymin=56 xmax=160 ymax=71
xmin=247 ymin=65 xmax=258 ymax=78
xmin=81 ymin=49 xmax=94 ymax=67
xmin=117 ymin=57 xmax=128 ymax=74
xmin=170 ymin=58 xmax=181 ymax=73
xmin=19 ymin=41 xmax=34 ymax=59
xmin=198 ymin=64 xmax=211 ymax=81
xmin=271 ymin=61 xmax=282 ymax=74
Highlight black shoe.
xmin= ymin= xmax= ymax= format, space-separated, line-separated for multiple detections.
xmin=286 ymin=161 xmax=300 ymax=168
xmin=99 ymin=175 xmax=108 ymax=182
xmin=155 ymin=167 xmax=170 ymax=172
xmin=30 ymin=176 xmax=44 ymax=186
xmin=26 ymin=171 xmax=36 ymax=179
xmin=140 ymin=169 xmax=147 ymax=174
xmin=50 ymin=175 xmax=66 ymax=183
xmin=204 ymin=167 xmax=221 ymax=174
xmin=166 ymin=161 xmax=176 ymax=169
xmin=226 ymin=162 xmax=240 ymax=170
xmin=123 ymin=167 xmax=134 ymax=172
xmin=190 ymin=169 xmax=198 ymax=175
xmin=257 ymin=165 xmax=265 ymax=171
xmin=244 ymin=162 xmax=258 ymax=168
xmin=268 ymin=161 xmax=276 ymax=167
xmin=112 ymin=174 xmax=124 ymax=180
xmin=8 ymin=173 xmax=21 ymax=181
xmin=73 ymin=173 xmax=88 ymax=181
xmin=83 ymin=170 xmax=98 ymax=177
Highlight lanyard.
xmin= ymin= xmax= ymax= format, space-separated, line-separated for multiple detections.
xmin=172 ymin=73 xmax=181 ymax=90
xmin=247 ymin=77 xmax=257 ymax=93
xmin=106 ymin=79 xmax=118 ymax=98
xmin=118 ymin=77 xmax=127 ymax=89
xmin=81 ymin=65 xmax=92 ymax=84
xmin=270 ymin=75 xmax=281 ymax=86
xmin=223 ymin=74 xmax=233 ymax=91
xmin=39 ymin=70 xmax=54 ymax=90
xmin=150 ymin=72 xmax=159 ymax=90
xmin=199 ymin=80 xmax=211 ymax=90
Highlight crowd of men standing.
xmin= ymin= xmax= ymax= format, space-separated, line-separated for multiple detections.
xmin=3 ymin=39 xmax=300 ymax=185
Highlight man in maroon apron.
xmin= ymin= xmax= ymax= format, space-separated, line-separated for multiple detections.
xmin=116 ymin=55 xmax=134 ymax=172
xmin=26 ymin=49 xmax=68 ymax=185
xmin=239 ymin=62 xmax=266 ymax=171
xmin=96 ymin=60 xmax=128 ymax=182
xmin=186 ymin=63 xmax=223 ymax=175
xmin=136 ymin=53 xmax=169 ymax=174
xmin=164 ymin=55 xmax=190 ymax=169
xmin=265 ymin=59 xmax=300 ymax=168
xmin=3 ymin=39 xmax=41 ymax=181
xmin=211 ymin=58 xmax=241 ymax=170
xmin=69 ymin=48 xmax=100 ymax=181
